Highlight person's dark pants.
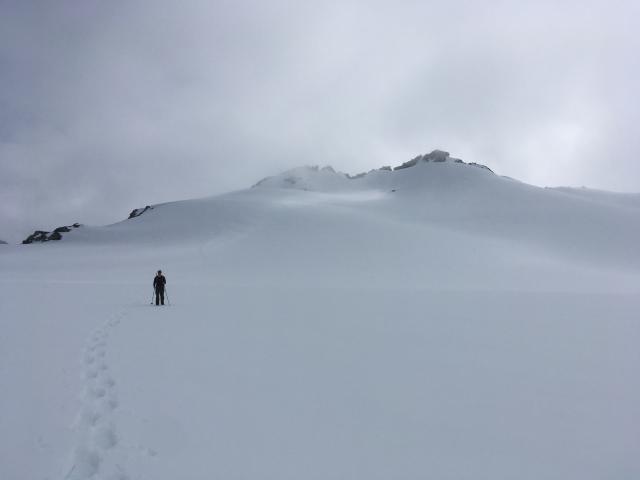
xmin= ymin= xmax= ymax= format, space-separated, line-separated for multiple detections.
xmin=155 ymin=288 xmax=165 ymax=305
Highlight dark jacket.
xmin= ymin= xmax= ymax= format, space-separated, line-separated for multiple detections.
xmin=153 ymin=274 xmax=166 ymax=291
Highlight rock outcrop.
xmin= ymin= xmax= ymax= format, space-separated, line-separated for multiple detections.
xmin=394 ymin=150 xmax=455 ymax=170
xmin=253 ymin=149 xmax=495 ymax=191
xmin=468 ymin=162 xmax=494 ymax=173
xmin=22 ymin=231 xmax=50 ymax=244
xmin=392 ymin=150 xmax=493 ymax=173
xmin=128 ymin=206 xmax=153 ymax=219
xmin=22 ymin=223 xmax=82 ymax=244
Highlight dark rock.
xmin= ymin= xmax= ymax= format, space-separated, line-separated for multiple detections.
xmin=379 ymin=166 xmax=392 ymax=171
xmin=21 ymin=222 xmax=81 ymax=244
xmin=468 ymin=162 xmax=494 ymax=173
xmin=406 ymin=155 xmax=424 ymax=168
xmin=394 ymin=155 xmax=423 ymax=170
xmin=392 ymin=150 xmax=496 ymax=175
xmin=427 ymin=150 xmax=450 ymax=162
xmin=128 ymin=205 xmax=153 ymax=219
xmin=22 ymin=231 xmax=50 ymax=244
xmin=394 ymin=150 xmax=449 ymax=170
xmin=0 ymin=240 xmax=7 ymax=245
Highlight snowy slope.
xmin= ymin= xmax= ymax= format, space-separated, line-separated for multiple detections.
xmin=551 ymin=185 xmax=640 ymax=210
xmin=55 ymin=159 xmax=640 ymax=276
xmin=1 ymin=157 xmax=639 ymax=480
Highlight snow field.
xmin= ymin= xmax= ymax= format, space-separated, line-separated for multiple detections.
xmin=1 ymin=160 xmax=639 ymax=478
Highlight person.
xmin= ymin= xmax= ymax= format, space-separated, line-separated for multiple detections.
xmin=153 ymin=270 xmax=167 ymax=306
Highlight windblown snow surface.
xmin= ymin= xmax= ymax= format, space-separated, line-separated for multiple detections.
xmin=1 ymin=160 xmax=639 ymax=479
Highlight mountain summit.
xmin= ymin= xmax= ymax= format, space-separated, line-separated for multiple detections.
xmin=252 ymin=149 xmax=494 ymax=191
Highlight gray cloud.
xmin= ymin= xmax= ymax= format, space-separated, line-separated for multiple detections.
xmin=1 ymin=0 xmax=639 ymax=242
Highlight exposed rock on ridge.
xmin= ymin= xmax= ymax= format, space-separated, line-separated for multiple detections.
xmin=393 ymin=149 xmax=455 ymax=169
xmin=128 ymin=205 xmax=153 ymax=219
xmin=253 ymin=149 xmax=495 ymax=189
xmin=22 ymin=223 xmax=82 ymax=244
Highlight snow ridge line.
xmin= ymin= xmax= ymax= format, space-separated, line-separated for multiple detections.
xmin=63 ymin=312 xmax=129 ymax=480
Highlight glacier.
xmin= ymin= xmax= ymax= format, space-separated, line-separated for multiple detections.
xmin=1 ymin=155 xmax=639 ymax=479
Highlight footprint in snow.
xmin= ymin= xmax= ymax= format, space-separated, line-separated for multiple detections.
xmin=64 ymin=311 xmax=130 ymax=480
xmin=92 ymin=424 xmax=118 ymax=450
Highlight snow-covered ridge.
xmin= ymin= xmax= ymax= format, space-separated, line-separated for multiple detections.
xmin=20 ymin=149 xmax=494 ymax=243
xmin=252 ymin=149 xmax=494 ymax=191
xmin=14 ymin=148 xmax=640 ymax=274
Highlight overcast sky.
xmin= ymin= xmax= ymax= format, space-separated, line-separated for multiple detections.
xmin=1 ymin=0 xmax=639 ymax=241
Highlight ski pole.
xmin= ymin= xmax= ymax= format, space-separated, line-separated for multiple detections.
xmin=165 ymin=287 xmax=171 ymax=306
xmin=150 ymin=289 xmax=155 ymax=305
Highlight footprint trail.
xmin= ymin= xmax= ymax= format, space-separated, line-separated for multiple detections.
xmin=64 ymin=312 xmax=129 ymax=480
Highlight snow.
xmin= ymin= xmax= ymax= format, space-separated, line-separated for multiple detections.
xmin=1 ymin=160 xmax=639 ymax=479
